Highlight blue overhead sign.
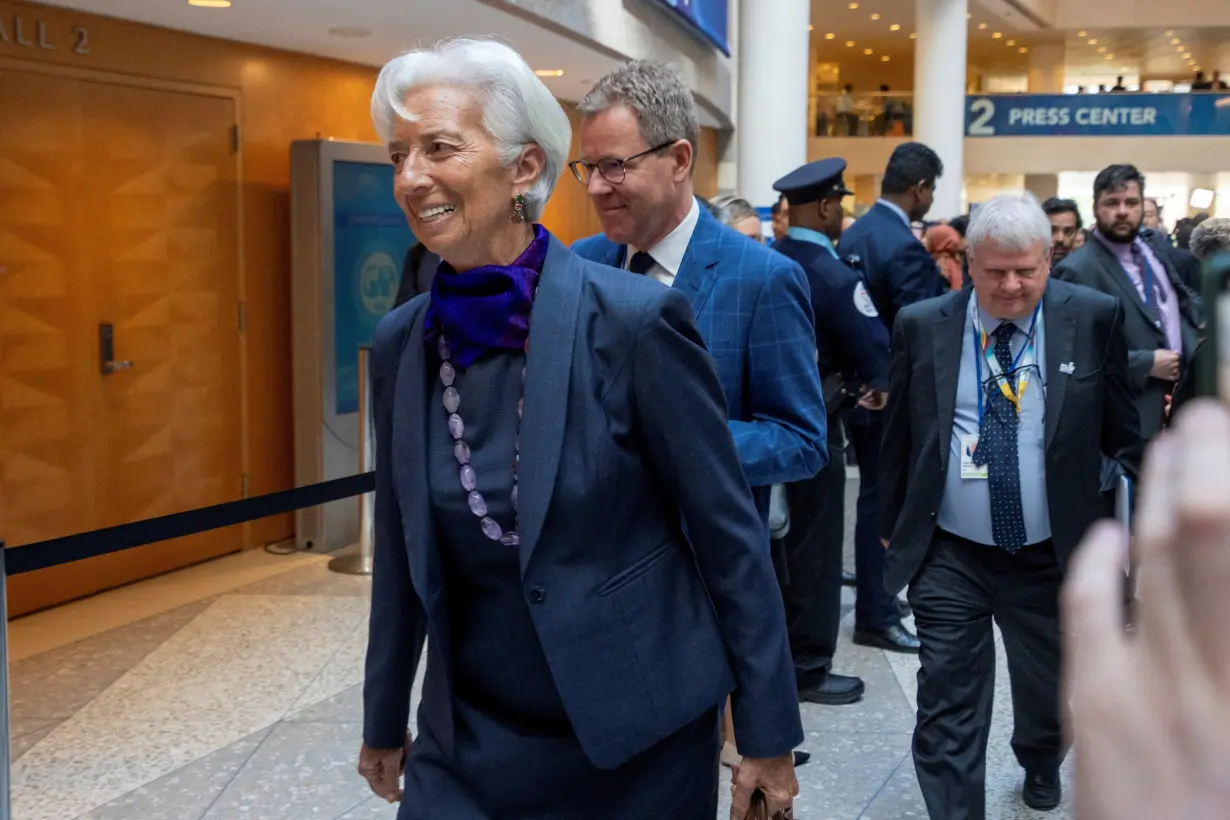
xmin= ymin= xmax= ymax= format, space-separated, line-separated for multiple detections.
xmin=651 ymin=0 xmax=729 ymax=55
xmin=965 ymin=93 xmax=1230 ymax=137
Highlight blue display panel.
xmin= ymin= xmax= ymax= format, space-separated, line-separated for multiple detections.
xmin=332 ymin=161 xmax=413 ymax=415
xmin=651 ymin=0 xmax=730 ymax=55
xmin=965 ymin=93 xmax=1230 ymax=137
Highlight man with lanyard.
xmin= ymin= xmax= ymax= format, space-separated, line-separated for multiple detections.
xmin=768 ymin=158 xmax=908 ymax=709
xmin=879 ymin=192 xmax=1142 ymax=819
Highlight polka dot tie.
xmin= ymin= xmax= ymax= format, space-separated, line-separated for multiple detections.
xmin=971 ymin=322 xmax=1027 ymax=552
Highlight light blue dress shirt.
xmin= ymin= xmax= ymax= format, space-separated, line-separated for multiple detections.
xmin=937 ymin=296 xmax=1052 ymax=546
xmin=786 ymin=226 xmax=839 ymax=258
xmin=876 ymin=198 xmax=912 ymax=229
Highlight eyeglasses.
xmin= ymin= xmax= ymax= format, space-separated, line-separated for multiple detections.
xmin=568 ymin=141 xmax=677 ymax=185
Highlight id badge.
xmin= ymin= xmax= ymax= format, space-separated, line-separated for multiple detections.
xmin=960 ymin=435 xmax=988 ymax=480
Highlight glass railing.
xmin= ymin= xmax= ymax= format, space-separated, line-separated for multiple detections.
xmin=811 ymin=91 xmax=916 ymax=137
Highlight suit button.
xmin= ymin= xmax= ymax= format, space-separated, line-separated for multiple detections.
xmin=929 ymin=512 xmax=937 ymax=520
xmin=527 ymin=586 xmax=546 ymax=604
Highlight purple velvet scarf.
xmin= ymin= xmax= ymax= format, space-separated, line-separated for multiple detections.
xmin=424 ymin=224 xmax=549 ymax=369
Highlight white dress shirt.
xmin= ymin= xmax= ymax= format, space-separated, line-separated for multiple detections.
xmin=624 ymin=198 xmax=701 ymax=288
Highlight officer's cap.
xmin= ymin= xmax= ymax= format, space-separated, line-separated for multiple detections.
xmin=772 ymin=158 xmax=854 ymax=207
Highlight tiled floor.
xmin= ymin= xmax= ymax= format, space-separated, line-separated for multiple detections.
xmin=4 ymin=479 xmax=1075 ymax=819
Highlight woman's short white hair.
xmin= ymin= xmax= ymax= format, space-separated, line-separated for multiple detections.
xmin=371 ymin=37 xmax=572 ymax=222
xmin=965 ymin=191 xmax=1054 ymax=260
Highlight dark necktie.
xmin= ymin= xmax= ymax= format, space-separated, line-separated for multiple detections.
xmin=1130 ymin=242 xmax=1170 ymax=346
xmin=971 ymin=322 xmax=1027 ymax=552
xmin=628 ymin=251 xmax=655 ymax=276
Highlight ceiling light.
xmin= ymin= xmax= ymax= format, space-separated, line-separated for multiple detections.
xmin=909 ymin=32 xmax=917 ymax=39
xmin=1106 ymin=54 xmax=1114 ymax=60
xmin=1097 ymin=46 xmax=1106 ymax=52
xmin=328 ymin=26 xmax=370 ymax=37
xmin=890 ymin=24 xmax=900 ymax=31
xmin=1078 ymin=30 xmax=1088 ymax=37
xmin=825 ymin=32 xmax=835 ymax=39
xmin=870 ymin=12 xmax=881 ymax=20
xmin=992 ymin=32 xmax=1003 ymax=39
xmin=1006 ymin=40 xmax=1015 ymax=46
xmin=1088 ymin=38 xmax=1098 ymax=44
xmin=978 ymin=22 xmax=988 ymax=29
xmin=1178 ymin=46 xmax=1186 ymax=52
xmin=864 ymin=48 xmax=874 ymax=55
xmin=188 ymin=0 xmax=231 ymax=6
xmin=808 ymin=24 xmax=814 ymax=30
xmin=1171 ymin=38 xmax=1181 ymax=44
xmin=848 ymin=2 xmax=859 ymax=8
xmin=881 ymin=55 xmax=890 ymax=61
xmin=967 ymin=12 xmax=972 ymax=19
xmin=534 ymin=69 xmax=565 ymax=77
xmin=846 ymin=40 xmax=855 ymax=47
xmin=1191 ymin=188 xmax=1215 ymax=209
xmin=1019 ymin=47 xmax=1028 ymax=53
xmin=1165 ymin=30 xmax=1174 ymax=36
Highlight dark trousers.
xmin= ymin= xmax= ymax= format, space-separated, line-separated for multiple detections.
xmin=847 ymin=413 xmax=900 ymax=631
xmin=909 ymin=530 xmax=1066 ymax=820
xmin=779 ymin=424 xmax=846 ymax=690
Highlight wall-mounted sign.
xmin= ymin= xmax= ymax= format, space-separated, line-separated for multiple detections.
xmin=966 ymin=93 xmax=1230 ymax=137
xmin=650 ymin=0 xmax=729 ymax=56
xmin=0 ymin=14 xmax=90 ymax=55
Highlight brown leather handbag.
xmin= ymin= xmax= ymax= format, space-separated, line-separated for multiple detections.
xmin=745 ymin=789 xmax=794 ymax=820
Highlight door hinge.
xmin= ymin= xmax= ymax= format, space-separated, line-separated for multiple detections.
xmin=230 ymin=124 xmax=240 ymax=153
xmin=241 ymin=473 xmax=249 ymax=498
xmin=237 ymin=302 xmax=246 ymax=332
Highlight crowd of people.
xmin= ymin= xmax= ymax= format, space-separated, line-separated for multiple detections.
xmin=355 ymin=35 xmax=1230 ymax=820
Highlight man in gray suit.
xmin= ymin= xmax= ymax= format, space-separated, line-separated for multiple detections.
xmin=1053 ymin=164 xmax=1201 ymax=439
xmin=880 ymin=192 xmax=1144 ymax=819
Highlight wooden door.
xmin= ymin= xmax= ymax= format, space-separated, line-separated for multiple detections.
xmin=0 ymin=71 xmax=244 ymax=616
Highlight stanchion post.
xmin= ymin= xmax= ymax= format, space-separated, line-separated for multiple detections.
xmin=0 ymin=540 xmax=12 ymax=820
xmin=330 ymin=347 xmax=375 ymax=576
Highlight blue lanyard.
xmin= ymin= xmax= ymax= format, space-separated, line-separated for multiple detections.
xmin=973 ymin=303 xmax=1041 ymax=421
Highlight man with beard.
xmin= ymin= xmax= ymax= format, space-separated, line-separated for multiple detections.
xmin=1041 ymin=197 xmax=1082 ymax=266
xmin=1054 ymin=164 xmax=1201 ymax=441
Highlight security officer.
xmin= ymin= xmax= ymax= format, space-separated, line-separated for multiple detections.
xmin=769 ymin=158 xmax=897 ymax=705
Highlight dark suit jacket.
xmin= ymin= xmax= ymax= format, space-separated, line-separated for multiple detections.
xmin=878 ymin=280 xmax=1144 ymax=593
xmin=1054 ymin=235 xmax=1201 ymax=438
xmin=572 ymin=207 xmax=829 ymax=513
xmin=363 ymin=237 xmax=803 ymax=771
xmin=393 ymin=243 xmax=441 ymax=309
xmin=836 ymin=201 xmax=945 ymax=333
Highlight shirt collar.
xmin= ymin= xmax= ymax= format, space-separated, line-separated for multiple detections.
xmin=972 ymin=293 xmax=1043 ymax=336
xmin=877 ymin=198 xmax=912 ymax=228
xmin=630 ymin=198 xmax=700 ymax=277
xmin=786 ymin=226 xmax=839 ymax=258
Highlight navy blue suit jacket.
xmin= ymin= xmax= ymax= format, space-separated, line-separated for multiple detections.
xmin=772 ymin=236 xmax=890 ymax=392
xmin=362 ymin=236 xmax=804 ymax=771
xmin=838 ymin=201 xmax=944 ymax=334
xmin=572 ymin=207 xmax=828 ymax=519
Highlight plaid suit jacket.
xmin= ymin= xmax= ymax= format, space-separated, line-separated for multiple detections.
xmin=363 ymin=235 xmax=803 ymax=771
xmin=573 ymin=207 xmax=828 ymax=517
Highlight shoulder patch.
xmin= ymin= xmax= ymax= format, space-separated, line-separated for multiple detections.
xmin=853 ymin=282 xmax=879 ymax=318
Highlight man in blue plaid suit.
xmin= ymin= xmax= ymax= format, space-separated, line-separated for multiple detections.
xmin=571 ymin=61 xmax=828 ymax=789
xmin=571 ymin=61 xmax=828 ymax=528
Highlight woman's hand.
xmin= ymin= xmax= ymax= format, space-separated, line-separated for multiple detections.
xmin=1063 ymin=400 xmax=1230 ymax=820
xmin=357 ymin=732 xmax=412 ymax=803
xmin=730 ymin=754 xmax=797 ymax=819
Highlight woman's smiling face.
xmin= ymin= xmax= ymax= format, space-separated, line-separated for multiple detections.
xmin=388 ymin=84 xmax=521 ymax=271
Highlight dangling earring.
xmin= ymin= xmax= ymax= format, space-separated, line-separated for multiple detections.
xmin=511 ymin=193 xmax=528 ymax=224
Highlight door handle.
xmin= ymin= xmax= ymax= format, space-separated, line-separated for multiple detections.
xmin=99 ymin=323 xmax=134 ymax=375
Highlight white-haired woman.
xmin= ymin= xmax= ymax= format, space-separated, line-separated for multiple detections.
xmin=358 ymin=39 xmax=802 ymax=819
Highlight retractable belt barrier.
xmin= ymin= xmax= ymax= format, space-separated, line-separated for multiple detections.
xmin=3 ymin=471 xmax=374 ymax=577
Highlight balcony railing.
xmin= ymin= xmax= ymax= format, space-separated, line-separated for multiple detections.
xmin=811 ymin=91 xmax=916 ymax=138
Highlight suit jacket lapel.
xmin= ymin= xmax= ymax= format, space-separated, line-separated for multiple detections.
xmin=392 ymin=302 xmax=443 ymax=598
xmin=517 ymin=237 xmax=581 ymax=573
xmin=1043 ymin=285 xmax=1077 ymax=449
xmin=1092 ymin=241 xmax=1162 ymax=334
xmin=673 ymin=210 xmax=721 ymax=320
xmin=932 ymin=289 xmax=970 ymax=463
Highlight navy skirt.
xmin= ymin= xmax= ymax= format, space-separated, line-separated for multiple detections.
xmin=398 ymin=699 xmax=722 ymax=820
